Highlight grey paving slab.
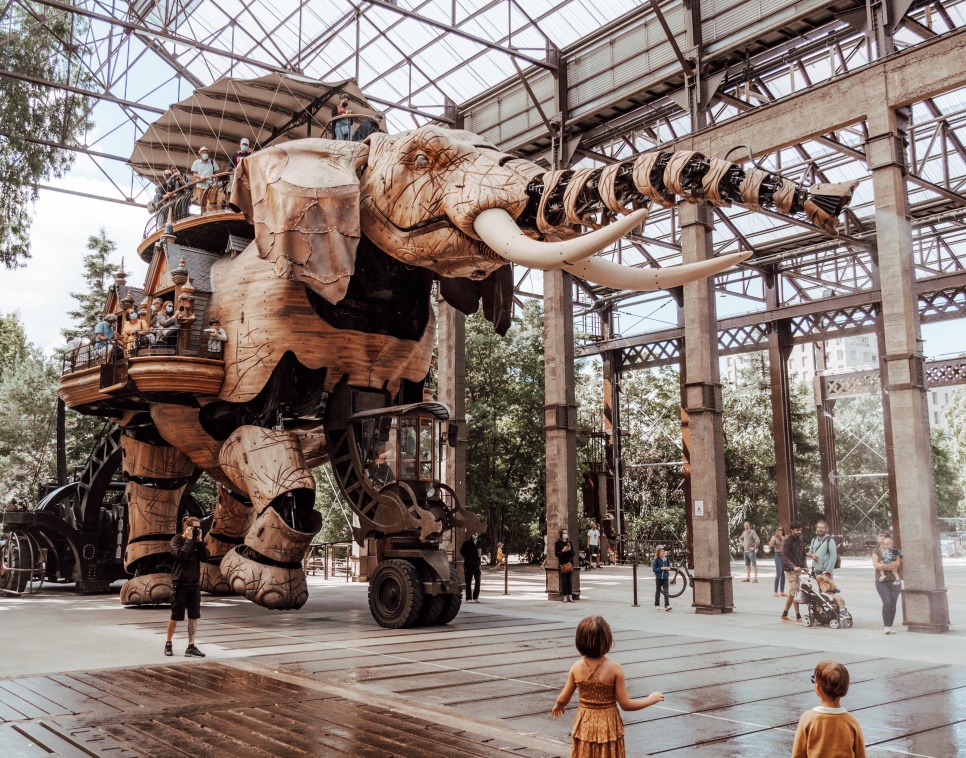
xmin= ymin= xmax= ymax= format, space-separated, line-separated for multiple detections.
xmin=871 ymin=720 xmax=966 ymax=757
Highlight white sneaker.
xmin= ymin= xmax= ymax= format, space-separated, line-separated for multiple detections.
xmin=884 ymin=627 xmax=893 ymax=635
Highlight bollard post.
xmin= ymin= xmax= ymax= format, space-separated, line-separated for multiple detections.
xmin=504 ymin=550 xmax=509 ymax=595
xmin=632 ymin=539 xmax=639 ymax=607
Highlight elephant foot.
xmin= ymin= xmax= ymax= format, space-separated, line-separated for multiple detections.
xmin=200 ymin=561 xmax=232 ymax=595
xmin=220 ymin=546 xmax=308 ymax=610
xmin=120 ymin=573 xmax=173 ymax=606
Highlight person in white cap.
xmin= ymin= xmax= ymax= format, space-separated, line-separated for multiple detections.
xmin=230 ymin=138 xmax=252 ymax=169
xmin=190 ymin=146 xmax=221 ymax=210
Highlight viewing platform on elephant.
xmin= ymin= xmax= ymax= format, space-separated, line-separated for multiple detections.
xmin=59 ymin=337 xmax=225 ymax=415
xmin=138 ymin=172 xmax=251 ymax=262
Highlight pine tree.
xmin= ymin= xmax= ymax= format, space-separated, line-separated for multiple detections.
xmin=63 ymin=229 xmax=118 ymax=339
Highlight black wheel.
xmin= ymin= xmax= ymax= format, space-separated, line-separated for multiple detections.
xmin=368 ymin=559 xmax=424 ymax=629
xmin=667 ymin=567 xmax=688 ymax=598
xmin=414 ymin=562 xmax=446 ymax=626
xmin=0 ymin=531 xmax=42 ymax=594
xmin=435 ymin=564 xmax=462 ymax=626
xmin=841 ymin=617 xmax=853 ymax=629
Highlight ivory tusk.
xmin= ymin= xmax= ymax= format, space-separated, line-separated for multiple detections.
xmin=564 ymin=251 xmax=752 ymax=292
xmin=472 ymin=207 xmax=649 ymax=269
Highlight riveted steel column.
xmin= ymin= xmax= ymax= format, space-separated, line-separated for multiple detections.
xmin=681 ymin=202 xmax=732 ymax=614
xmin=866 ymin=104 xmax=948 ymax=633
xmin=766 ymin=273 xmax=797 ymax=527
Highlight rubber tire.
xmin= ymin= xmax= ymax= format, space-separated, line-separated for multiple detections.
xmin=828 ymin=617 xmax=841 ymax=629
xmin=801 ymin=615 xmax=813 ymax=627
xmin=368 ymin=559 xmax=424 ymax=629
xmin=667 ymin=568 xmax=688 ymax=599
xmin=414 ymin=562 xmax=446 ymax=627
xmin=841 ymin=617 xmax=853 ymax=629
xmin=434 ymin=564 xmax=462 ymax=626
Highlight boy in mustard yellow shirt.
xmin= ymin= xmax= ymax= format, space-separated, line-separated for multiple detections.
xmin=792 ymin=660 xmax=866 ymax=758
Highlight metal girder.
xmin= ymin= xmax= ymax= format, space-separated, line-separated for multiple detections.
xmin=580 ymin=269 xmax=966 ymax=366
xmin=361 ymin=0 xmax=556 ymax=71
xmin=0 ymin=68 xmax=165 ymax=115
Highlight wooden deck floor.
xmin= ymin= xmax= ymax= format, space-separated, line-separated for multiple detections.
xmin=0 ymin=661 xmax=557 ymax=757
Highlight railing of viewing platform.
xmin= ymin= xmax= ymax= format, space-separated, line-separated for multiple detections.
xmin=142 ymin=113 xmax=382 ymax=239
xmin=62 ymin=334 xmax=224 ymax=375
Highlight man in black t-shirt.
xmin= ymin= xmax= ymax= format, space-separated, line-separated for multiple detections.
xmin=460 ymin=533 xmax=482 ymax=603
xmin=165 ymin=515 xmax=209 ymax=657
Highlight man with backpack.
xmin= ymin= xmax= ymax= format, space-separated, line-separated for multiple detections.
xmin=808 ymin=520 xmax=838 ymax=575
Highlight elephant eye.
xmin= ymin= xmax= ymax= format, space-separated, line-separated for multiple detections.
xmin=414 ymin=154 xmax=430 ymax=168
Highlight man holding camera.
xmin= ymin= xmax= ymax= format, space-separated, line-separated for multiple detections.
xmin=165 ymin=516 xmax=208 ymax=657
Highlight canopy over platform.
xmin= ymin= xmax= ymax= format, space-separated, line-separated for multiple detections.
xmin=129 ymin=74 xmax=383 ymax=180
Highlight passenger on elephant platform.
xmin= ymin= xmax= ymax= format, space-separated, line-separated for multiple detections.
xmin=121 ymin=310 xmax=143 ymax=352
xmin=190 ymin=146 xmax=222 ymax=211
xmin=334 ymin=95 xmax=352 ymax=141
xmin=229 ymin=138 xmax=252 ymax=169
xmin=92 ymin=313 xmax=117 ymax=356
xmin=153 ymin=302 xmax=179 ymax=344
xmin=165 ymin=515 xmax=208 ymax=658
xmin=204 ymin=318 xmax=227 ymax=357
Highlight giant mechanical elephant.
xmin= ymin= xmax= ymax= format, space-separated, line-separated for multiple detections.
xmin=113 ymin=126 xmax=857 ymax=624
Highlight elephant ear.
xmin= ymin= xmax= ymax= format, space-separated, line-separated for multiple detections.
xmin=231 ymin=139 xmax=369 ymax=304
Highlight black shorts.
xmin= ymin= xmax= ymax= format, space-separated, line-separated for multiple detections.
xmin=588 ymin=546 xmax=600 ymax=556
xmin=170 ymin=584 xmax=201 ymax=621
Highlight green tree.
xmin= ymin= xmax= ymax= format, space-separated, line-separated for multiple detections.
xmin=932 ymin=427 xmax=965 ymax=519
xmin=313 ymin=464 xmax=353 ymax=543
xmin=0 ymin=313 xmax=29 ymax=376
xmin=0 ymin=351 xmax=59 ymax=505
xmin=64 ymin=228 xmax=118 ymax=339
xmin=465 ymin=301 xmax=546 ymax=559
xmin=1 ymin=1 xmax=94 ymax=267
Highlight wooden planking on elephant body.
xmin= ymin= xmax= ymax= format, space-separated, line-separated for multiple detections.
xmin=208 ymin=242 xmax=435 ymax=403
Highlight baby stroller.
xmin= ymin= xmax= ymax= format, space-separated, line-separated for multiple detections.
xmin=799 ymin=570 xmax=853 ymax=629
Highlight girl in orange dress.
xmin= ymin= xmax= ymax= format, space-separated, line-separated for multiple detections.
xmin=552 ymin=616 xmax=664 ymax=758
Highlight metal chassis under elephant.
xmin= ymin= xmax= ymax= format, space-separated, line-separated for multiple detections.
xmin=60 ymin=125 xmax=858 ymax=629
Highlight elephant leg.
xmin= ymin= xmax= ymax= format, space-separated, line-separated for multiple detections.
xmin=118 ymin=433 xmax=195 ymax=606
xmin=200 ymin=485 xmax=255 ymax=594
xmin=218 ymin=426 xmax=322 ymax=609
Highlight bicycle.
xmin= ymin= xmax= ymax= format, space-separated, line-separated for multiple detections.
xmin=666 ymin=562 xmax=693 ymax=599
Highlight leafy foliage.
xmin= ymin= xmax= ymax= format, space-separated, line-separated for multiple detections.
xmin=0 ymin=1 xmax=94 ymax=267
xmin=0 ymin=331 xmax=59 ymax=506
xmin=465 ymin=301 xmax=546 ymax=558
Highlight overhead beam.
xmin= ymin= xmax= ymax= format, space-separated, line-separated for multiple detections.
xmin=0 ymin=68 xmax=166 ymax=115
xmin=361 ymin=0 xmax=556 ymax=71
xmin=0 ymin=130 xmax=130 ymax=163
xmin=669 ymin=27 xmax=966 ymax=159
xmin=579 ymin=268 xmax=966 ymax=358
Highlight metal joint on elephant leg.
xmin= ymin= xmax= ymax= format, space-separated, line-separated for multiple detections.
xmin=244 ymin=507 xmax=322 ymax=564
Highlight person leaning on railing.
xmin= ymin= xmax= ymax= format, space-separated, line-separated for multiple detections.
xmin=92 ymin=313 xmax=117 ymax=356
xmin=190 ymin=146 xmax=223 ymax=212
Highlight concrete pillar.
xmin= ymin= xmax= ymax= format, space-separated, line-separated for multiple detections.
xmin=866 ymin=105 xmax=949 ymax=632
xmin=766 ymin=273 xmax=797 ymax=527
xmin=544 ymin=269 xmax=580 ymax=599
xmin=680 ymin=203 xmax=732 ymax=613
xmin=437 ymin=299 xmax=467 ymax=567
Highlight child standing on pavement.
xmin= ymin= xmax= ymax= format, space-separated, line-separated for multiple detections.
xmin=553 ymin=615 xmax=664 ymax=758
xmin=792 ymin=660 xmax=866 ymax=758
xmin=652 ymin=546 xmax=672 ymax=611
